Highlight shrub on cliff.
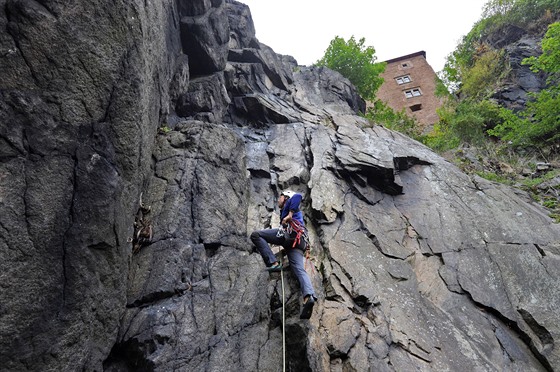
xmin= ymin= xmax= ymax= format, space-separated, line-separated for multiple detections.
xmin=489 ymin=22 xmax=560 ymax=146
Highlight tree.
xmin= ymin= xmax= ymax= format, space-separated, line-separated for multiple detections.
xmin=521 ymin=22 xmax=560 ymax=143
xmin=315 ymin=36 xmax=385 ymax=101
xmin=481 ymin=0 xmax=515 ymax=18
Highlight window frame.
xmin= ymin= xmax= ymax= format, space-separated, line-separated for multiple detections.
xmin=395 ymin=75 xmax=412 ymax=85
xmin=404 ymin=88 xmax=422 ymax=98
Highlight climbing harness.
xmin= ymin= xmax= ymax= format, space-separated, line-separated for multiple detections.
xmin=279 ymin=220 xmax=310 ymax=249
xmin=283 ymin=220 xmax=315 ymax=273
xmin=278 ymin=220 xmax=314 ymax=275
xmin=288 ymin=220 xmax=306 ymax=248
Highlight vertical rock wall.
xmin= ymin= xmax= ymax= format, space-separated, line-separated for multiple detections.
xmin=1 ymin=0 xmax=181 ymax=370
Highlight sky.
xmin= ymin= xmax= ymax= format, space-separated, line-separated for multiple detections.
xmin=237 ymin=0 xmax=489 ymax=73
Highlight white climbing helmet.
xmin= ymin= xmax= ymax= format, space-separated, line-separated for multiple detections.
xmin=281 ymin=190 xmax=296 ymax=199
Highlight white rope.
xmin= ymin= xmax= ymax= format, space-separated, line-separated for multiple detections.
xmin=281 ymin=266 xmax=286 ymax=372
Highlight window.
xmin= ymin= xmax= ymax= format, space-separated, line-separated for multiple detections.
xmin=404 ymin=88 xmax=421 ymax=98
xmin=395 ymin=75 xmax=411 ymax=85
xmin=409 ymin=104 xmax=422 ymax=112
xmin=401 ymin=63 xmax=409 ymax=68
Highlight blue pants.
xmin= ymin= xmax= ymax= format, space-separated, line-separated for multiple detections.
xmin=251 ymin=228 xmax=315 ymax=298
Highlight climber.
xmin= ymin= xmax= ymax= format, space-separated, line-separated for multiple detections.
xmin=250 ymin=190 xmax=316 ymax=319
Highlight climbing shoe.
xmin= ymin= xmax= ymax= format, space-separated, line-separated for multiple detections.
xmin=266 ymin=262 xmax=283 ymax=272
xmin=300 ymin=295 xmax=315 ymax=319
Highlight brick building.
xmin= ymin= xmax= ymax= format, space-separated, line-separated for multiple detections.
xmin=375 ymin=51 xmax=443 ymax=132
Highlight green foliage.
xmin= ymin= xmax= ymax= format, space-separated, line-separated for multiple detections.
xmin=489 ymin=22 xmax=560 ymax=146
xmin=481 ymin=0 xmax=515 ymax=18
xmin=482 ymin=0 xmax=560 ymax=27
xmin=486 ymin=107 xmax=531 ymax=145
xmin=420 ymin=96 xmax=527 ymax=153
xmin=524 ymin=88 xmax=560 ymax=141
xmin=519 ymin=169 xmax=560 ymax=222
xmin=422 ymin=122 xmax=460 ymax=152
xmin=519 ymin=23 xmax=560 ymax=145
xmin=428 ymin=99 xmax=504 ymax=148
xmin=442 ymin=0 xmax=560 ymax=92
xmin=316 ymin=36 xmax=386 ymax=101
xmin=475 ymin=170 xmax=513 ymax=184
xmin=364 ymin=100 xmax=420 ymax=138
xmin=442 ymin=39 xmax=508 ymax=96
xmin=461 ymin=49 xmax=507 ymax=98
xmin=158 ymin=125 xmax=171 ymax=134
xmin=521 ymin=169 xmax=560 ymax=188
xmin=435 ymin=74 xmax=453 ymax=98
xmin=441 ymin=24 xmax=491 ymax=92
xmin=542 ymin=198 xmax=558 ymax=209
xmin=523 ymin=22 xmax=560 ymax=80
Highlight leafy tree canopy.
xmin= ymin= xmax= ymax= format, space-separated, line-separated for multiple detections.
xmin=315 ymin=36 xmax=385 ymax=101
xmin=523 ymin=21 xmax=560 ymax=80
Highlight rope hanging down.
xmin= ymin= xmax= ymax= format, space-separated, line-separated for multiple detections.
xmin=281 ymin=266 xmax=286 ymax=372
xmin=277 ymin=222 xmax=311 ymax=371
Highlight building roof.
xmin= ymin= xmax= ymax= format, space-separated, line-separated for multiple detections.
xmin=383 ymin=51 xmax=426 ymax=64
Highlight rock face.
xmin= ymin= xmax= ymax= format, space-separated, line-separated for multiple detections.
xmin=1 ymin=1 xmax=560 ymax=371
xmin=484 ymin=23 xmax=552 ymax=111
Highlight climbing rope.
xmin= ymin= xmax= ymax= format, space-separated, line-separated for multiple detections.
xmin=280 ymin=266 xmax=286 ymax=372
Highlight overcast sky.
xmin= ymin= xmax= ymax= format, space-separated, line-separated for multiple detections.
xmin=237 ymin=0 xmax=489 ymax=73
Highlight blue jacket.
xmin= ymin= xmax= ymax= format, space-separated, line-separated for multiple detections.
xmin=280 ymin=193 xmax=304 ymax=226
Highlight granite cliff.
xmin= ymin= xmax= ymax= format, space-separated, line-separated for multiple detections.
xmin=1 ymin=1 xmax=560 ymax=371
